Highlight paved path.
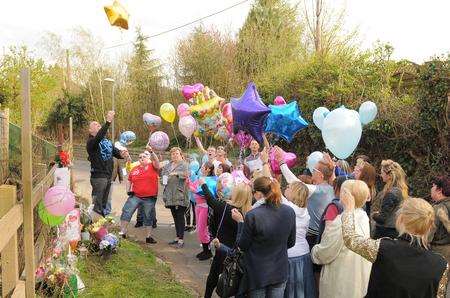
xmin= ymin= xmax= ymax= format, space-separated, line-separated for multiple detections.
xmin=72 ymin=160 xmax=215 ymax=297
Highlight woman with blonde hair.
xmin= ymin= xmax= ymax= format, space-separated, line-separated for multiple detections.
xmin=341 ymin=194 xmax=448 ymax=297
xmin=371 ymin=159 xmax=408 ymax=239
xmin=311 ymin=180 xmax=372 ymax=298
xmin=200 ymin=178 xmax=253 ymax=298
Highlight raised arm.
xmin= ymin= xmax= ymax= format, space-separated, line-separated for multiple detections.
xmin=146 ymin=146 xmax=160 ymax=170
xmin=260 ymin=146 xmax=272 ymax=178
xmin=194 ymin=136 xmax=207 ymax=155
xmin=201 ymin=183 xmax=224 ymax=211
xmin=279 ymin=161 xmax=316 ymax=196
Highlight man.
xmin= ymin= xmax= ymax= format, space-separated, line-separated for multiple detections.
xmin=119 ymin=148 xmax=160 ymax=244
xmin=429 ymin=176 xmax=450 ymax=263
xmin=86 ymin=111 xmax=127 ymax=218
xmin=194 ymin=136 xmax=221 ymax=171
xmin=244 ymin=140 xmax=263 ymax=175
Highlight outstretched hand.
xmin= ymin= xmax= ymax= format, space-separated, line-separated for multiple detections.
xmin=106 ymin=110 xmax=115 ymax=123
xmin=340 ymin=188 xmax=355 ymax=211
xmin=274 ymin=146 xmax=284 ymax=164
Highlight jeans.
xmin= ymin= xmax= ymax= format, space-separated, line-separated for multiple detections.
xmin=185 ymin=201 xmax=196 ymax=226
xmin=90 ymin=177 xmax=112 ymax=216
xmin=204 ymin=251 xmax=225 ymax=298
xmin=136 ymin=204 xmax=156 ymax=225
xmin=170 ymin=206 xmax=187 ymax=239
xmin=120 ymin=196 xmax=156 ymax=226
xmin=249 ymin=282 xmax=287 ymax=298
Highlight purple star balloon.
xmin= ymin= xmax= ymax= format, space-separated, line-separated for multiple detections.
xmin=231 ymin=82 xmax=270 ymax=144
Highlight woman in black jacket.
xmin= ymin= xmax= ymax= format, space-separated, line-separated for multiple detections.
xmin=371 ymin=159 xmax=409 ymax=239
xmin=233 ymin=176 xmax=296 ymax=298
xmin=200 ymin=176 xmax=253 ymax=298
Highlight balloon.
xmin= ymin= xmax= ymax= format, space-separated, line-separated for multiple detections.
xmin=38 ymin=201 xmax=65 ymax=227
xmin=218 ymin=173 xmax=234 ymax=199
xmin=269 ymin=148 xmax=297 ymax=175
xmin=359 ymin=101 xmax=377 ymax=125
xmin=322 ymin=107 xmax=362 ymax=159
xmin=274 ymin=96 xmax=286 ymax=105
xmin=231 ymin=82 xmax=270 ymax=144
xmin=43 ymin=186 xmax=75 ymax=216
xmin=149 ymin=131 xmax=170 ymax=151
xmin=313 ymin=107 xmax=330 ymax=130
xmin=160 ymin=103 xmax=176 ymax=123
xmin=189 ymin=160 xmax=200 ymax=181
xmin=182 ymin=83 xmax=204 ymax=100
xmin=178 ymin=115 xmax=197 ymax=138
xmin=143 ymin=113 xmax=162 ymax=127
xmin=221 ymin=103 xmax=233 ymax=123
xmin=264 ymin=101 xmax=308 ymax=142
xmin=104 ymin=0 xmax=129 ymax=30
xmin=177 ymin=103 xmax=190 ymax=117
xmin=119 ymin=131 xmax=136 ymax=146
xmin=232 ymin=170 xmax=250 ymax=185
xmin=233 ymin=130 xmax=253 ymax=148
xmin=189 ymin=96 xmax=223 ymax=119
xmin=114 ymin=141 xmax=126 ymax=151
xmin=197 ymin=176 xmax=218 ymax=197
xmin=307 ymin=151 xmax=324 ymax=173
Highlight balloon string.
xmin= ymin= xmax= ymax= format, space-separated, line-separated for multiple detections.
xmin=171 ymin=123 xmax=180 ymax=148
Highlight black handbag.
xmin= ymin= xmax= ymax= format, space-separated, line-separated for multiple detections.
xmin=216 ymin=246 xmax=244 ymax=297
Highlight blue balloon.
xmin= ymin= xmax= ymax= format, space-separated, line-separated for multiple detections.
xmin=322 ymin=107 xmax=362 ymax=159
xmin=264 ymin=101 xmax=308 ymax=142
xmin=189 ymin=160 xmax=200 ymax=181
xmin=358 ymin=101 xmax=377 ymax=125
xmin=119 ymin=131 xmax=136 ymax=146
xmin=197 ymin=176 xmax=218 ymax=198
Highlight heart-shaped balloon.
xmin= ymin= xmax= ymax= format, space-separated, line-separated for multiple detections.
xmin=182 ymin=83 xmax=204 ymax=100
xmin=274 ymin=96 xmax=286 ymax=105
xmin=269 ymin=148 xmax=297 ymax=175
xmin=321 ymin=106 xmax=362 ymax=159
xmin=143 ymin=113 xmax=162 ymax=127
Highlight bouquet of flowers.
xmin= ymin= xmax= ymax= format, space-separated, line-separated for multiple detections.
xmin=55 ymin=150 xmax=71 ymax=168
xmin=87 ymin=216 xmax=119 ymax=257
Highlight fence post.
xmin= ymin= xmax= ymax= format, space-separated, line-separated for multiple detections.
xmin=0 ymin=185 xmax=19 ymax=297
xmin=69 ymin=117 xmax=74 ymax=191
xmin=21 ymin=68 xmax=35 ymax=298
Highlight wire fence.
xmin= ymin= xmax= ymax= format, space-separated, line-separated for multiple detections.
xmin=0 ymin=109 xmax=8 ymax=183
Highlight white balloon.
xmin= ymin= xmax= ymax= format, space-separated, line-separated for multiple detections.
xmin=359 ymin=101 xmax=378 ymax=125
xmin=306 ymin=151 xmax=324 ymax=173
xmin=322 ymin=107 xmax=362 ymax=159
xmin=313 ymin=107 xmax=330 ymax=130
xmin=178 ymin=116 xmax=197 ymax=138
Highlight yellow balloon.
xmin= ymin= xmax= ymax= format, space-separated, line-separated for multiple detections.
xmin=104 ymin=0 xmax=129 ymax=30
xmin=160 ymin=103 xmax=176 ymax=123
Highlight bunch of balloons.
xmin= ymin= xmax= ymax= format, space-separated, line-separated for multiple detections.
xmin=39 ymin=186 xmax=76 ymax=227
xmin=312 ymin=101 xmax=377 ymax=159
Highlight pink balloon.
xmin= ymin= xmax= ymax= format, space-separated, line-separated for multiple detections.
xmin=143 ymin=113 xmax=162 ymax=127
xmin=274 ymin=96 xmax=286 ymax=105
xmin=178 ymin=115 xmax=197 ymax=138
xmin=177 ymin=103 xmax=190 ymax=117
xmin=222 ymin=103 xmax=233 ymax=122
xmin=43 ymin=186 xmax=75 ymax=216
xmin=181 ymin=83 xmax=204 ymax=100
xmin=269 ymin=147 xmax=297 ymax=175
xmin=149 ymin=131 xmax=170 ymax=151
xmin=233 ymin=130 xmax=253 ymax=148
xmin=232 ymin=170 xmax=250 ymax=185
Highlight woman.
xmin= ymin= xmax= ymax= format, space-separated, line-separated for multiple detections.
xmin=354 ymin=161 xmax=377 ymax=216
xmin=341 ymin=193 xmax=448 ymax=297
xmin=371 ymin=159 xmax=408 ymax=239
xmin=311 ymin=180 xmax=372 ymax=298
xmin=216 ymin=163 xmax=231 ymax=176
xmin=161 ymin=147 xmax=189 ymax=248
xmin=233 ymin=177 xmax=296 ymax=297
xmin=216 ymin=146 xmax=233 ymax=168
xmin=283 ymin=181 xmax=316 ymax=298
xmin=201 ymin=178 xmax=253 ymax=298
xmin=187 ymin=161 xmax=216 ymax=260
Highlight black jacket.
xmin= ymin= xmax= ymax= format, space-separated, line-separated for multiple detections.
xmin=367 ymin=235 xmax=448 ymax=298
xmin=86 ymin=122 xmax=122 ymax=178
xmin=202 ymin=184 xmax=238 ymax=248
xmin=373 ymin=187 xmax=403 ymax=231
xmin=237 ymin=202 xmax=296 ymax=291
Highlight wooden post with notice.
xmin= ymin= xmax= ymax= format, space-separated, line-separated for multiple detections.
xmin=21 ymin=68 xmax=35 ymax=297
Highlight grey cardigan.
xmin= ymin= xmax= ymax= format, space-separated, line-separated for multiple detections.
xmin=161 ymin=161 xmax=189 ymax=208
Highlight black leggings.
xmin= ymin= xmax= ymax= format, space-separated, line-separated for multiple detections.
xmin=204 ymin=251 xmax=225 ymax=298
xmin=170 ymin=206 xmax=187 ymax=240
xmin=185 ymin=201 xmax=196 ymax=226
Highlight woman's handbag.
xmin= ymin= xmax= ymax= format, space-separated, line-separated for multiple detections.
xmin=216 ymin=247 xmax=244 ymax=297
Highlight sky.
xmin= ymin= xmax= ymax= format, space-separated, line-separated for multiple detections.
xmin=1 ymin=0 xmax=449 ymax=66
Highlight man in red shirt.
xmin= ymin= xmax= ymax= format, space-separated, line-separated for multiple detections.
xmin=119 ymin=147 xmax=160 ymax=244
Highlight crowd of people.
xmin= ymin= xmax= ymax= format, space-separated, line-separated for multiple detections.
xmin=87 ymin=111 xmax=449 ymax=298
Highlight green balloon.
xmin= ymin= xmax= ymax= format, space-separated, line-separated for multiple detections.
xmin=38 ymin=201 xmax=65 ymax=227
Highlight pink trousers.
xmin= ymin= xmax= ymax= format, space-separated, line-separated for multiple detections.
xmin=195 ymin=205 xmax=210 ymax=244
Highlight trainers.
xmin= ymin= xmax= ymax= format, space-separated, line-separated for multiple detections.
xmin=135 ymin=222 xmax=143 ymax=228
xmin=198 ymin=250 xmax=212 ymax=261
xmin=184 ymin=225 xmax=191 ymax=231
xmin=146 ymin=236 xmax=157 ymax=244
xmin=168 ymin=240 xmax=179 ymax=245
xmin=119 ymin=231 xmax=127 ymax=239
xmin=196 ymin=251 xmax=205 ymax=259
xmin=176 ymin=242 xmax=184 ymax=249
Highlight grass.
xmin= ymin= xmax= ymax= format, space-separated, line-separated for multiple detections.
xmin=77 ymin=240 xmax=194 ymax=298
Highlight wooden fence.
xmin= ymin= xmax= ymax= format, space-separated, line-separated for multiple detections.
xmin=0 ymin=109 xmax=8 ymax=184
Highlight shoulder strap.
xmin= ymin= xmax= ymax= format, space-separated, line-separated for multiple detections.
xmin=215 ymin=203 xmax=228 ymax=238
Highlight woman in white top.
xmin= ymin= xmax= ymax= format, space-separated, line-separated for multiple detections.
xmin=311 ymin=180 xmax=372 ymax=298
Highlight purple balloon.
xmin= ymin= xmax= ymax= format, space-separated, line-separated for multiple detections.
xmin=233 ymin=130 xmax=253 ymax=148
xmin=231 ymin=82 xmax=270 ymax=144
xmin=149 ymin=131 xmax=170 ymax=151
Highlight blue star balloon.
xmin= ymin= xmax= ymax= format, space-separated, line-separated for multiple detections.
xmin=264 ymin=101 xmax=308 ymax=143
xmin=231 ymin=82 xmax=271 ymax=145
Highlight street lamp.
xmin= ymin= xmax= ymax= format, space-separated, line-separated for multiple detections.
xmin=104 ymin=78 xmax=115 ymax=143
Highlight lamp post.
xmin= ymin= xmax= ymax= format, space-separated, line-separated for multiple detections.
xmin=104 ymin=78 xmax=115 ymax=143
